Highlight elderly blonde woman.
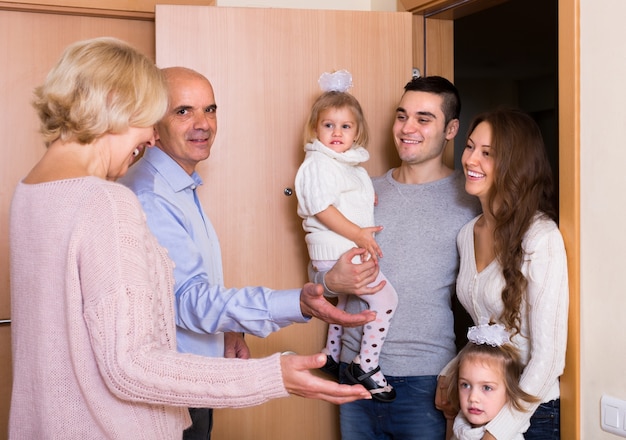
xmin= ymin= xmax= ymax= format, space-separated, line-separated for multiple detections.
xmin=9 ymin=37 xmax=371 ymax=440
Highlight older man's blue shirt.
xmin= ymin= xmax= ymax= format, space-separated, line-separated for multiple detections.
xmin=119 ymin=146 xmax=306 ymax=357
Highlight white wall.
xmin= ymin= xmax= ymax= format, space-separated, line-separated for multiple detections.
xmin=580 ymin=0 xmax=626 ymax=438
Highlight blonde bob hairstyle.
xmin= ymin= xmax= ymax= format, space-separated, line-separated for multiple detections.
xmin=303 ymin=91 xmax=370 ymax=148
xmin=33 ymin=37 xmax=168 ymax=146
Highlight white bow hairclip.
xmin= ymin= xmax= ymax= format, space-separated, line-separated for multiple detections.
xmin=467 ymin=323 xmax=510 ymax=347
xmin=318 ymin=69 xmax=353 ymax=93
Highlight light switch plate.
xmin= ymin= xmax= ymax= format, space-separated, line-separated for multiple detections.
xmin=601 ymin=395 xmax=626 ymax=437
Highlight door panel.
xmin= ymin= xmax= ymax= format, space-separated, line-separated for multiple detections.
xmin=156 ymin=6 xmax=412 ymax=438
xmin=0 ymin=9 xmax=155 ymax=439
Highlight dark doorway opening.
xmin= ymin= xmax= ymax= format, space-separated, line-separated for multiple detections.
xmin=453 ymin=0 xmax=559 ymax=212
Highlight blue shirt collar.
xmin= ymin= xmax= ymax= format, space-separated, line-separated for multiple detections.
xmin=142 ymin=147 xmax=204 ymax=193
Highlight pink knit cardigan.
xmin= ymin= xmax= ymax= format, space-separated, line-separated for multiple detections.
xmin=9 ymin=177 xmax=287 ymax=439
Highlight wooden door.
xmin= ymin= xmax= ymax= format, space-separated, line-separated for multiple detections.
xmin=0 ymin=9 xmax=155 ymax=439
xmin=156 ymin=6 xmax=411 ymax=439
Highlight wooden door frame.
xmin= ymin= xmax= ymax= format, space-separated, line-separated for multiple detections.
xmin=402 ymin=1 xmax=580 ymax=439
xmin=0 ymin=1 xmax=579 ymax=438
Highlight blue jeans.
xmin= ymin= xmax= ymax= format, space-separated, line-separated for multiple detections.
xmin=339 ymin=363 xmax=446 ymax=440
xmin=183 ymin=407 xmax=213 ymax=440
xmin=525 ymin=399 xmax=560 ymax=440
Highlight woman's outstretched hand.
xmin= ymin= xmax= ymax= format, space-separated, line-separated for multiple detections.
xmin=280 ymin=352 xmax=372 ymax=404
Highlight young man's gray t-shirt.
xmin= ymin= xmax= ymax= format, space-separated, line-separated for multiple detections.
xmin=339 ymin=169 xmax=480 ymax=377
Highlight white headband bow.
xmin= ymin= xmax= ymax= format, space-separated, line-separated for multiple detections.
xmin=318 ymin=69 xmax=353 ymax=93
xmin=467 ymin=323 xmax=510 ymax=347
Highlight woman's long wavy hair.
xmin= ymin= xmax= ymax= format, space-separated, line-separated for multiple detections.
xmin=468 ymin=108 xmax=556 ymax=335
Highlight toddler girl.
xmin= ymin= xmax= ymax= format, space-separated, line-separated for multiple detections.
xmin=295 ymin=70 xmax=397 ymax=402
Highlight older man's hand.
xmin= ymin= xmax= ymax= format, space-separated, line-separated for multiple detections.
xmin=299 ymin=282 xmax=376 ymax=327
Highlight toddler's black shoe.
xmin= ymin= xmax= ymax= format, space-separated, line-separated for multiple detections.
xmin=344 ymin=362 xmax=396 ymax=403
xmin=319 ymin=355 xmax=340 ymax=379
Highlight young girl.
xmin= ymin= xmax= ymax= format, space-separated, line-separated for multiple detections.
xmin=295 ymin=70 xmax=397 ymax=402
xmin=447 ymin=324 xmax=539 ymax=440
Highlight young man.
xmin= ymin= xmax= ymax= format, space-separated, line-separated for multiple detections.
xmin=312 ymin=76 xmax=481 ymax=439
xmin=119 ymin=67 xmax=374 ymax=439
